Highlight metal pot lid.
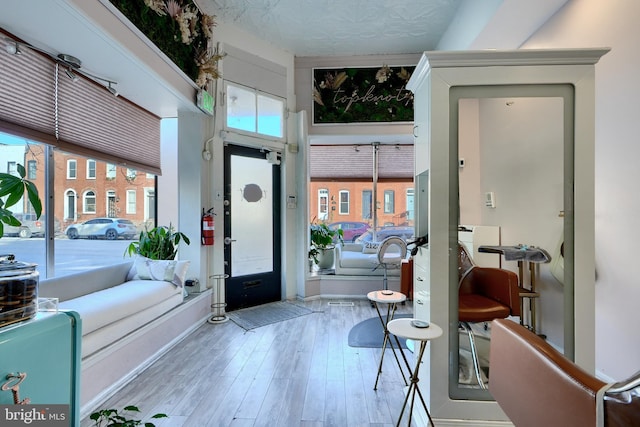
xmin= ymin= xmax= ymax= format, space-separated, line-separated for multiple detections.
xmin=0 ymin=254 xmax=37 ymax=273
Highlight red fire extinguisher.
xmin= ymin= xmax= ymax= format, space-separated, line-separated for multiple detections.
xmin=201 ymin=208 xmax=215 ymax=246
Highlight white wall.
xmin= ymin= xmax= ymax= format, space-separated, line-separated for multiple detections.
xmin=158 ymin=119 xmax=179 ymax=227
xmin=437 ymin=0 xmax=503 ymax=50
xmin=522 ymin=0 xmax=640 ymax=380
xmin=476 ymin=97 xmax=566 ymax=345
xmin=209 ymin=22 xmax=299 ymax=301
xmin=154 ymin=114 xmax=210 ymax=292
xmin=177 ymin=112 xmax=208 ymax=292
xmin=458 ymin=95 xmax=568 ymax=345
xmin=458 ymin=98 xmax=482 ymax=224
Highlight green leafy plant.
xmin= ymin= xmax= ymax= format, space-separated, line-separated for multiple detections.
xmin=309 ymin=221 xmax=343 ymax=264
xmin=125 ymin=224 xmax=190 ymax=260
xmin=90 ymin=405 xmax=167 ymax=427
xmin=0 ymin=164 xmax=42 ymax=238
xmin=108 ymin=0 xmax=223 ymax=88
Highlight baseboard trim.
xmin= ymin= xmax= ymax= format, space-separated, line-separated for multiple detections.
xmin=299 ymin=294 xmax=370 ymax=301
xmin=407 ymin=388 xmax=514 ymax=427
xmin=304 ymin=274 xmax=402 ymax=299
xmin=431 ymin=419 xmax=513 ymax=427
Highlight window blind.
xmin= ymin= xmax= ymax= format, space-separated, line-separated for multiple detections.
xmin=0 ymin=32 xmax=161 ymax=175
xmin=0 ymin=36 xmax=57 ymax=146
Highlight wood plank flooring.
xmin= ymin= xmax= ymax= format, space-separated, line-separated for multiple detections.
xmin=81 ymin=298 xmax=418 ymax=427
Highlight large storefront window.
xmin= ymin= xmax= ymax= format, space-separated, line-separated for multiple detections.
xmin=0 ymin=131 xmax=157 ymax=278
xmin=308 ymin=143 xmax=414 ymax=275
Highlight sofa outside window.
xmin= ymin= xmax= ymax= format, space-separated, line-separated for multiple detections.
xmin=335 ymin=242 xmax=405 ymax=276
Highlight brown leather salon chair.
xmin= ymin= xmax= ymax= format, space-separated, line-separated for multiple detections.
xmin=490 ymin=318 xmax=640 ymax=427
xmin=458 ymin=243 xmax=521 ymax=388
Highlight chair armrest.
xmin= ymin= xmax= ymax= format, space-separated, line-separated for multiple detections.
xmin=461 ymin=267 xmax=521 ymax=317
xmin=604 ymin=370 xmax=640 ymax=427
xmin=490 ymin=319 xmax=606 ymax=427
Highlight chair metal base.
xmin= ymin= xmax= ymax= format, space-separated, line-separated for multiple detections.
xmin=460 ymin=321 xmax=487 ymax=389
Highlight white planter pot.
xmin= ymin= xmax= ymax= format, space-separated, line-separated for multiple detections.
xmin=316 ymin=247 xmax=335 ymax=270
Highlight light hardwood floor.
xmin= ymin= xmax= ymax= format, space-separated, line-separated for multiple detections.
xmin=81 ymin=298 xmax=420 ymax=427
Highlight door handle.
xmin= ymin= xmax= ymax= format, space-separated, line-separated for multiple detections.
xmin=224 ymin=237 xmax=236 ymax=245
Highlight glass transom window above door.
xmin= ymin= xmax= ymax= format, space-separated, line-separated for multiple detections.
xmin=224 ymin=82 xmax=285 ymax=139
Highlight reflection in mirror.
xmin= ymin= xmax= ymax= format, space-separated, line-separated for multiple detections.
xmin=449 ymin=86 xmax=574 ymax=400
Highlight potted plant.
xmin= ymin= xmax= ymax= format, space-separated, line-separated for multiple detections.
xmin=309 ymin=221 xmax=343 ymax=270
xmin=0 ymin=164 xmax=42 ymax=238
xmin=90 ymin=405 xmax=167 ymax=426
xmin=125 ymin=223 xmax=190 ymax=260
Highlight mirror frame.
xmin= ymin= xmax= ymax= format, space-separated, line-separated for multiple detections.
xmin=406 ymin=48 xmax=606 ymax=422
xmin=447 ymin=84 xmax=575 ymax=400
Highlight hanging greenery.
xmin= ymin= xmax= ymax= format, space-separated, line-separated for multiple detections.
xmin=109 ymin=0 xmax=223 ymax=89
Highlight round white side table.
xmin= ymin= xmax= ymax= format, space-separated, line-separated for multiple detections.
xmin=387 ymin=318 xmax=443 ymax=427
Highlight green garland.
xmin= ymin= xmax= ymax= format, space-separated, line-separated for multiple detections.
xmin=109 ymin=0 xmax=212 ymax=86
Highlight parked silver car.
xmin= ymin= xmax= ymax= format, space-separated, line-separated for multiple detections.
xmin=354 ymin=226 xmax=415 ymax=244
xmin=65 ymin=217 xmax=137 ymax=240
xmin=3 ymin=213 xmax=61 ymax=238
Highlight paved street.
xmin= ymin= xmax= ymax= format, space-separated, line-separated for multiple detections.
xmin=0 ymin=237 xmax=134 ymax=278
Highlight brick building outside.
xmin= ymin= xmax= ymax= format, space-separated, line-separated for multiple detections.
xmin=22 ymin=143 xmax=155 ymax=234
xmin=309 ymin=143 xmax=414 ymax=229
xmin=308 ymin=181 xmax=414 ymax=227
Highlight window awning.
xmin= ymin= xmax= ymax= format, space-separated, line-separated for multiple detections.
xmin=309 ymin=144 xmax=414 ymax=180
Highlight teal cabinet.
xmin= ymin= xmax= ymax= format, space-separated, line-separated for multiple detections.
xmin=0 ymin=312 xmax=81 ymax=426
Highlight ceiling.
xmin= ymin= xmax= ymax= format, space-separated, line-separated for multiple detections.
xmin=195 ymin=0 xmax=464 ymax=56
xmin=0 ymin=0 xmax=569 ymax=119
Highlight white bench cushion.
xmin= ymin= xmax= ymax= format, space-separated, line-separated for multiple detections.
xmin=340 ymin=251 xmax=378 ymax=269
xmin=59 ymin=280 xmax=181 ymax=336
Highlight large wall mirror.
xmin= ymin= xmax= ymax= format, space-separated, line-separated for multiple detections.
xmin=448 ymin=85 xmax=575 ymax=400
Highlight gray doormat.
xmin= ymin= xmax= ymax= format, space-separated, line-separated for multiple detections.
xmin=226 ymin=301 xmax=314 ymax=330
xmin=348 ymin=314 xmax=413 ymax=348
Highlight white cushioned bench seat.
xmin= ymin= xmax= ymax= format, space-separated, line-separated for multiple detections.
xmin=58 ymin=280 xmax=183 ymax=357
xmin=39 ymin=260 xmax=187 ymax=359
xmin=335 ymin=242 xmax=403 ymax=276
xmin=37 ymin=259 xmax=197 ymax=415
xmin=339 ymin=249 xmax=378 ymax=269
xmin=60 ymin=280 xmax=180 ymax=335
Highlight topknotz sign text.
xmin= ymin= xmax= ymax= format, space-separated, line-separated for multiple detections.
xmin=312 ymin=65 xmax=415 ymax=124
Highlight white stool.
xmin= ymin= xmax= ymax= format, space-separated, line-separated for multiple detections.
xmin=388 ymin=318 xmax=443 ymax=427
xmin=367 ymin=290 xmax=408 ymax=390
